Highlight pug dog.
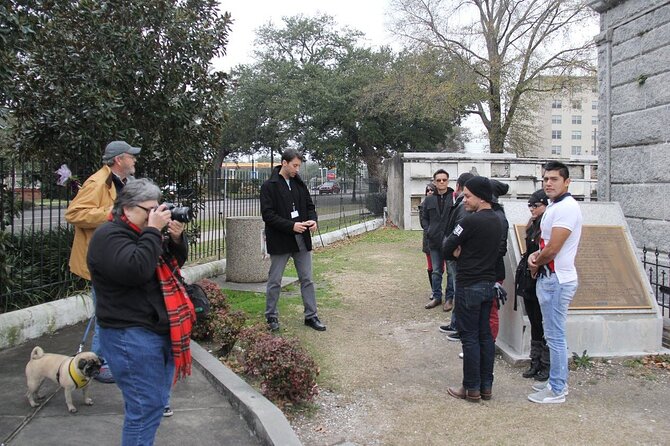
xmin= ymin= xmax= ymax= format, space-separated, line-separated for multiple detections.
xmin=25 ymin=346 xmax=102 ymax=413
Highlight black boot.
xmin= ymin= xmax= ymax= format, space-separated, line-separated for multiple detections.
xmin=523 ymin=340 xmax=543 ymax=378
xmin=534 ymin=342 xmax=550 ymax=381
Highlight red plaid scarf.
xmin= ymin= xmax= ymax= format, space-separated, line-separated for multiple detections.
xmin=117 ymin=214 xmax=195 ymax=381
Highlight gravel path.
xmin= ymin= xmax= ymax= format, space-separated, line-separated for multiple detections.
xmin=288 ymin=228 xmax=670 ymax=446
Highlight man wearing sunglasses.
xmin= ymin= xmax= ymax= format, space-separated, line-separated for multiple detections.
xmin=65 ymin=140 xmax=141 ymax=383
xmin=420 ymin=169 xmax=454 ymax=310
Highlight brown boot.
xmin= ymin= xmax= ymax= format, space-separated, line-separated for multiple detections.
xmin=425 ymin=299 xmax=441 ymax=309
xmin=447 ymin=386 xmax=481 ymax=402
xmin=443 ymin=299 xmax=454 ymax=312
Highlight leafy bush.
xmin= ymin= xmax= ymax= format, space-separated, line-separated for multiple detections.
xmin=190 ymin=278 xmax=230 ymax=341
xmin=210 ymin=308 xmax=246 ymax=356
xmin=1 ymin=226 xmax=85 ymax=313
xmin=236 ymin=326 xmax=319 ymax=406
xmin=365 ymin=191 xmax=387 ymax=216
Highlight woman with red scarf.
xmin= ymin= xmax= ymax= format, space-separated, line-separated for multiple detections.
xmin=87 ymin=178 xmax=194 ymax=446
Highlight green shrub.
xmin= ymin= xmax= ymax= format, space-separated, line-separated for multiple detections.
xmin=190 ymin=278 xmax=230 ymax=341
xmin=365 ymin=191 xmax=387 ymax=216
xmin=1 ymin=226 xmax=85 ymax=313
xmin=210 ymin=308 xmax=246 ymax=356
xmin=237 ymin=326 xmax=319 ymax=406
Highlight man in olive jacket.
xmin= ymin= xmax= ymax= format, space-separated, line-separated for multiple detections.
xmin=65 ymin=140 xmax=140 ymax=382
xmin=260 ymin=149 xmax=326 ymax=332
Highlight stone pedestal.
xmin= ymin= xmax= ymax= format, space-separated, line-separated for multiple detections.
xmin=498 ymin=200 xmax=663 ymax=363
xmin=225 ymin=216 xmax=270 ymax=283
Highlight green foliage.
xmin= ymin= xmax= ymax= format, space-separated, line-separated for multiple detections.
xmin=9 ymin=0 xmax=231 ymax=177
xmin=1 ymin=226 xmax=86 ymax=313
xmin=190 ymin=278 xmax=229 ymax=341
xmin=365 ymin=192 xmax=387 ymax=216
xmin=572 ymin=350 xmax=593 ymax=369
xmin=236 ymin=326 xmax=319 ymax=406
xmin=210 ymin=308 xmax=246 ymax=356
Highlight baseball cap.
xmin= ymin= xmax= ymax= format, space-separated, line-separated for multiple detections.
xmin=102 ymin=141 xmax=141 ymax=162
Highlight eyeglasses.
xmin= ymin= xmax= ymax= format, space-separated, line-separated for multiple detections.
xmin=136 ymin=204 xmax=158 ymax=214
xmin=527 ymin=203 xmax=543 ymax=209
xmin=434 ymin=179 xmax=449 ymax=183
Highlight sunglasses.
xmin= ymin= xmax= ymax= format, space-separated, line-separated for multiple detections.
xmin=527 ymin=203 xmax=544 ymax=209
xmin=434 ymin=178 xmax=449 ymax=183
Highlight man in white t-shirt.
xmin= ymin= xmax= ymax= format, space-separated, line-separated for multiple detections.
xmin=527 ymin=161 xmax=583 ymax=404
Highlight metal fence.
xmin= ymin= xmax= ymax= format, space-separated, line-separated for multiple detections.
xmin=642 ymin=247 xmax=670 ymax=318
xmin=0 ymin=157 xmax=382 ymax=313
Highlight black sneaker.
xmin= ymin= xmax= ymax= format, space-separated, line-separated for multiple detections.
xmin=163 ymin=406 xmax=174 ymax=417
xmin=446 ymin=332 xmax=461 ymax=342
xmin=439 ymin=324 xmax=457 ymax=334
xmin=267 ymin=317 xmax=280 ymax=332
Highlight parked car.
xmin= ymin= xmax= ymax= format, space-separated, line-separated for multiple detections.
xmin=318 ymin=181 xmax=341 ymax=195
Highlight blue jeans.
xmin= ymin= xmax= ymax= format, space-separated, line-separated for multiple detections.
xmin=429 ymin=248 xmax=446 ymax=301
xmin=447 ymin=261 xmax=457 ymax=326
xmin=454 ymin=281 xmax=495 ymax=391
xmin=536 ymin=274 xmax=578 ymax=394
xmin=99 ymin=326 xmax=174 ymax=446
xmin=90 ymin=287 xmax=101 ymax=356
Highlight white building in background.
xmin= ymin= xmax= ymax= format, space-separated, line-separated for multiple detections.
xmin=533 ymin=76 xmax=599 ymax=158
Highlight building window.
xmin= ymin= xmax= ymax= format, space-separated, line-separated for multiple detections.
xmin=592 ymin=100 xmax=598 ymax=110
xmin=592 ymin=115 xmax=597 ymax=125
xmin=552 ymin=115 xmax=562 ymax=124
xmin=552 ymin=130 xmax=562 ymax=140
xmin=571 ymin=145 xmax=582 ymax=155
xmin=571 ymin=100 xmax=582 ymax=110
xmin=551 ymin=99 xmax=562 ymax=109
xmin=572 ymin=115 xmax=582 ymax=125
xmin=571 ymin=130 xmax=582 ymax=140
xmin=552 ymin=145 xmax=562 ymax=155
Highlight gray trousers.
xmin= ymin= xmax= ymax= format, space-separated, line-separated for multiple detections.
xmin=265 ymin=235 xmax=318 ymax=319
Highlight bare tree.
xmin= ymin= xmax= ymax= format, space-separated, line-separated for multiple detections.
xmin=391 ymin=0 xmax=597 ymax=153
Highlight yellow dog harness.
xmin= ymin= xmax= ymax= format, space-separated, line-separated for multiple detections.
xmin=56 ymin=357 xmax=92 ymax=389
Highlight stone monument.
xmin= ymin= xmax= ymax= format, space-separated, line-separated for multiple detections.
xmin=498 ymin=200 xmax=663 ymax=362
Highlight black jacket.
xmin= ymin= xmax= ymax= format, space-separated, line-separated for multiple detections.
xmin=492 ymin=203 xmax=509 ymax=281
xmin=260 ymin=166 xmax=317 ymax=255
xmin=420 ymin=188 xmax=454 ymax=250
xmin=87 ymin=217 xmax=188 ymax=335
xmin=443 ymin=209 xmax=501 ymax=287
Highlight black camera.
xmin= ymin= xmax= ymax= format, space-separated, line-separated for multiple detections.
xmin=164 ymin=203 xmax=193 ymax=223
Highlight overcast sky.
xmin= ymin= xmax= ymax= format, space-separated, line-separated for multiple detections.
xmin=216 ymin=0 xmax=394 ymax=71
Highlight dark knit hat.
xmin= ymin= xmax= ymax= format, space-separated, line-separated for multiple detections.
xmin=456 ymin=172 xmax=474 ymax=188
xmin=528 ymin=189 xmax=549 ymax=206
xmin=464 ymin=176 xmax=493 ymax=203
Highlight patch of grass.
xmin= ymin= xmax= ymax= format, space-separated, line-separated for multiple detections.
xmin=623 ymin=358 xmax=644 ymax=368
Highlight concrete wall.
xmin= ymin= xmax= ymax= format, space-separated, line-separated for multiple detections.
xmin=592 ymin=0 xmax=670 ymax=250
xmin=386 ymin=152 xmax=598 ymax=230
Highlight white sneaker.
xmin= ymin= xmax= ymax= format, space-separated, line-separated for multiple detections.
xmin=531 ymin=381 xmax=569 ymax=395
xmin=528 ymin=386 xmax=566 ymax=404
xmin=458 ymin=352 xmax=463 ymax=359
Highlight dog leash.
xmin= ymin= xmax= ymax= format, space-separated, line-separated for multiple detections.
xmin=77 ymin=314 xmax=96 ymax=354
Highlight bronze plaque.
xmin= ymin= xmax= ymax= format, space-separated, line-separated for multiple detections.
xmin=513 ymin=225 xmax=652 ymax=310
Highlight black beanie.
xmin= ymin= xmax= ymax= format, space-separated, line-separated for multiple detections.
xmin=464 ymin=176 xmax=493 ymax=203
xmin=528 ymin=189 xmax=549 ymax=206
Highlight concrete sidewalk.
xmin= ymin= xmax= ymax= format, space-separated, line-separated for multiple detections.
xmin=0 ymin=322 xmax=261 ymax=446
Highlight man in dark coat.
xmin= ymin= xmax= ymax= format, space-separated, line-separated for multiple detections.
xmin=260 ymin=149 xmax=326 ymax=332
xmin=420 ymin=169 xmax=454 ymax=309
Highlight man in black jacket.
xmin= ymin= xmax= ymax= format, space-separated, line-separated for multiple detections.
xmin=439 ymin=172 xmax=474 ymax=336
xmin=260 ymin=149 xmax=325 ymax=332
xmin=443 ymin=176 xmax=501 ymax=402
xmin=420 ymin=169 xmax=454 ymax=309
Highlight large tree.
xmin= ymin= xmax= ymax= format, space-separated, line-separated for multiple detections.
xmin=223 ymin=14 xmax=465 ymax=184
xmin=9 ymin=0 xmax=231 ymax=176
xmin=391 ymin=0 xmax=596 ymax=153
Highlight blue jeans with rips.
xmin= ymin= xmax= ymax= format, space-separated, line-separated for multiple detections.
xmin=454 ymin=280 xmax=495 ymax=392
xmin=429 ymin=248 xmax=446 ymax=302
xmin=99 ymin=326 xmax=174 ymax=446
xmin=536 ymin=273 xmax=578 ymax=394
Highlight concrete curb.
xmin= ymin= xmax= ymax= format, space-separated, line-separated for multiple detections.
xmin=313 ymin=217 xmax=384 ymax=248
xmin=191 ymin=341 xmax=302 ymax=446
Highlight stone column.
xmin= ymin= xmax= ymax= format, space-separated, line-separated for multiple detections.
xmin=225 ymin=216 xmax=270 ymax=283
